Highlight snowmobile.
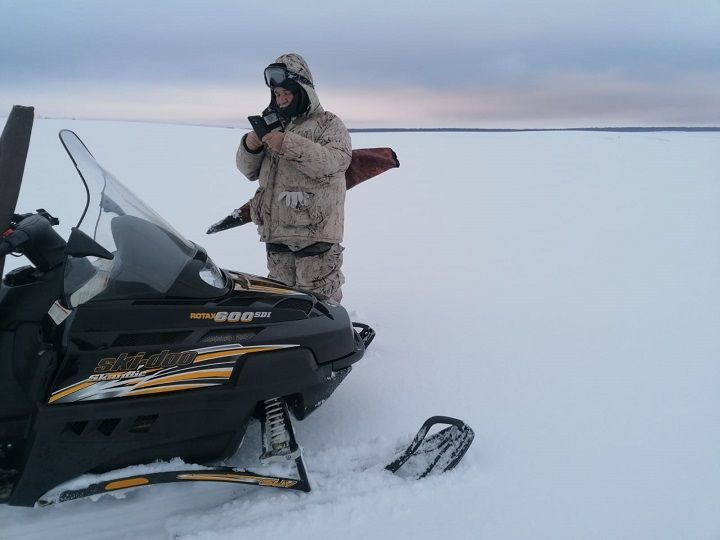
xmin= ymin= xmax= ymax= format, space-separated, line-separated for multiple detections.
xmin=0 ymin=106 xmax=474 ymax=507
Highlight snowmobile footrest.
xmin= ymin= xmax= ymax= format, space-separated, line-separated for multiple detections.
xmin=385 ymin=416 xmax=474 ymax=479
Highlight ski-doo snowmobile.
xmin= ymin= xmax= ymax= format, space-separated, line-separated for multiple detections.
xmin=0 ymin=106 xmax=473 ymax=507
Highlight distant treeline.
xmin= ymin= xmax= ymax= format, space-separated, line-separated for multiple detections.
xmin=349 ymin=127 xmax=720 ymax=133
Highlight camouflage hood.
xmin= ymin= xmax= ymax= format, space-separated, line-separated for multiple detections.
xmin=271 ymin=53 xmax=322 ymax=118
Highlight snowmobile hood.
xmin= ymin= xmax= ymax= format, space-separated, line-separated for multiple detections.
xmin=272 ymin=53 xmax=322 ymax=118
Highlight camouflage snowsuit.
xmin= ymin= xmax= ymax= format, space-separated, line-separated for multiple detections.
xmin=236 ymin=53 xmax=352 ymax=302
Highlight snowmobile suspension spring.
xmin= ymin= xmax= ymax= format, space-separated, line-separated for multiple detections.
xmin=264 ymin=398 xmax=290 ymax=449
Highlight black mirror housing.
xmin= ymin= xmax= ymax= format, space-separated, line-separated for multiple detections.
xmin=65 ymin=228 xmax=114 ymax=260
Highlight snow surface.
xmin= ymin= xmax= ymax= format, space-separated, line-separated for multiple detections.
xmin=2 ymin=120 xmax=720 ymax=539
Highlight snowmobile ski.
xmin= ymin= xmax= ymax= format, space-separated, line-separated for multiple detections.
xmin=207 ymin=147 xmax=399 ymax=234
xmin=386 ymin=416 xmax=474 ymax=479
xmin=38 ymin=464 xmax=311 ymax=506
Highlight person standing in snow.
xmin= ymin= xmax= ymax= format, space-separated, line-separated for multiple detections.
xmin=236 ymin=53 xmax=351 ymax=303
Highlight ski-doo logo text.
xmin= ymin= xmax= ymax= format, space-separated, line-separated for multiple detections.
xmin=94 ymin=350 xmax=198 ymax=373
xmin=189 ymin=311 xmax=271 ymax=323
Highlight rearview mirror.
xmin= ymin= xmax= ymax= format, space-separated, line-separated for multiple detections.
xmin=65 ymin=228 xmax=114 ymax=260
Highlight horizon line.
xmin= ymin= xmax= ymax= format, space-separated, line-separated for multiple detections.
xmin=349 ymin=127 xmax=720 ymax=133
xmin=13 ymin=114 xmax=720 ymax=133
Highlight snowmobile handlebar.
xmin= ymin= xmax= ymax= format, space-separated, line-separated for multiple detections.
xmin=0 ymin=211 xmax=66 ymax=272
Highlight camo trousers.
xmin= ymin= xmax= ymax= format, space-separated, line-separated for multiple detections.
xmin=267 ymin=243 xmax=345 ymax=303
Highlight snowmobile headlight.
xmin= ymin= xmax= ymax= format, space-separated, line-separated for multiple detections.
xmin=199 ymin=257 xmax=226 ymax=289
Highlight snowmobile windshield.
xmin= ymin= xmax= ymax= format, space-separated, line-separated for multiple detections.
xmin=59 ymin=130 xmax=228 ymax=307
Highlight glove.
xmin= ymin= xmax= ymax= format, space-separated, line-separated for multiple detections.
xmin=279 ymin=191 xmax=310 ymax=209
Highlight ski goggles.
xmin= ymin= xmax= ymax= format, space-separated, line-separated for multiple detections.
xmin=264 ymin=63 xmax=313 ymax=88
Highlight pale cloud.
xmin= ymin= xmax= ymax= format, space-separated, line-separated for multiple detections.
xmin=2 ymin=84 xmax=266 ymax=127
xmin=6 ymin=68 xmax=719 ymax=129
xmin=1 ymin=0 xmax=718 ymax=126
xmin=330 ymin=74 xmax=720 ymax=128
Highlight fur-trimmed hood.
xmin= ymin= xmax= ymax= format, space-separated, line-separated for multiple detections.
xmin=271 ymin=53 xmax=322 ymax=118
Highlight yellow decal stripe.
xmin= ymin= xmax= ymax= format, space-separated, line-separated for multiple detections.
xmin=127 ymin=383 xmax=216 ymax=396
xmin=48 ymin=381 xmax=95 ymax=403
xmin=193 ymin=349 xmax=246 ymax=362
xmin=135 ymin=368 xmax=233 ymax=388
xmin=105 ymin=477 xmax=150 ymax=491
xmin=193 ymin=346 xmax=286 ymax=363
xmin=177 ymin=473 xmax=297 ymax=488
xmin=248 ymin=285 xmax=298 ymax=295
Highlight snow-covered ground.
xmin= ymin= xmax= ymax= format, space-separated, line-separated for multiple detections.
xmin=2 ymin=119 xmax=719 ymax=540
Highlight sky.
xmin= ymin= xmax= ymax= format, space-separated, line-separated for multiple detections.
xmin=1 ymin=0 xmax=719 ymax=128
